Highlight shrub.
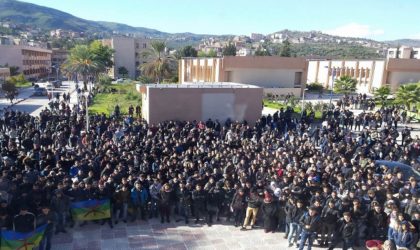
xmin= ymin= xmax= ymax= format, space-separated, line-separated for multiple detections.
xmin=307 ymin=82 xmax=324 ymax=92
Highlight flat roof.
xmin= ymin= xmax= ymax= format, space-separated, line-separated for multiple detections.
xmin=142 ymin=82 xmax=261 ymax=89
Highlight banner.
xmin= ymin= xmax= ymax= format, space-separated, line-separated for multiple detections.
xmin=0 ymin=224 xmax=47 ymax=250
xmin=71 ymin=199 xmax=111 ymax=221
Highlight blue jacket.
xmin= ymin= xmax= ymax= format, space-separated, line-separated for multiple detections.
xmin=393 ymin=230 xmax=414 ymax=248
xmin=131 ymin=187 xmax=149 ymax=205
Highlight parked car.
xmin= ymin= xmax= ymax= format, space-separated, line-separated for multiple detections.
xmin=33 ymin=87 xmax=47 ymax=96
xmin=52 ymin=80 xmax=62 ymax=88
xmin=375 ymin=160 xmax=420 ymax=181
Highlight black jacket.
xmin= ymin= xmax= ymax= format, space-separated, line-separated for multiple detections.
xmin=192 ymin=190 xmax=207 ymax=208
xmin=176 ymin=188 xmax=192 ymax=206
xmin=337 ymin=218 xmax=357 ymax=240
xmin=321 ymin=206 xmax=339 ymax=225
xmin=299 ymin=213 xmax=321 ymax=233
xmin=13 ymin=212 xmax=36 ymax=233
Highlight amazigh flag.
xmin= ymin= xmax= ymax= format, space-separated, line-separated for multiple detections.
xmin=71 ymin=199 xmax=111 ymax=221
xmin=0 ymin=224 xmax=47 ymax=250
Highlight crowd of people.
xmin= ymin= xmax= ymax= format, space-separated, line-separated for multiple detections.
xmin=0 ymin=93 xmax=419 ymax=250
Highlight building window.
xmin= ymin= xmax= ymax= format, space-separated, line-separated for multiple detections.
xmin=294 ymin=72 xmax=302 ymax=87
xmin=143 ymin=43 xmax=147 ymax=48
xmin=136 ymin=43 xmax=139 ymax=49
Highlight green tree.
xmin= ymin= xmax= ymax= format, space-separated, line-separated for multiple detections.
xmin=89 ymin=40 xmax=114 ymax=71
xmin=180 ymin=46 xmax=198 ymax=58
xmin=222 ymin=43 xmax=236 ymax=56
xmin=118 ymin=67 xmax=129 ymax=78
xmin=140 ymin=41 xmax=176 ymax=83
xmin=373 ymin=86 xmax=391 ymax=106
xmin=62 ymin=45 xmax=101 ymax=90
xmin=333 ymin=75 xmax=357 ymax=95
xmin=198 ymin=49 xmax=217 ymax=57
xmin=2 ymin=79 xmax=18 ymax=103
xmin=9 ymin=66 xmax=20 ymax=76
xmin=254 ymin=48 xmax=271 ymax=56
xmin=394 ymin=83 xmax=420 ymax=111
xmin=280 ymin=39 xmax=291 ymax=57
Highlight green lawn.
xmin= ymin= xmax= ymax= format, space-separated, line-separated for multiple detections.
xmin=89 ymin=82 xmax=141 ymax=116
xmin=263 ymin=99 xmax=323 ymax=120
xmin=15 ymin=81 xmax=32 ymax=88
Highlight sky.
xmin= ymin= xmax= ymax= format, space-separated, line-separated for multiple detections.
xmin=21 ymin=0 xmax=420 ymax=41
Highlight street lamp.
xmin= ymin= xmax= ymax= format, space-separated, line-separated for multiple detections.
xmin=301 ymin=88 xmax=309 ymax=117
xmin=324 ymin=66 xmax=336 ymax=108
xmin=84 ymin=92 xmax=89 ymax=133
xmin=51 ymin=65 xmax=59 ymax=80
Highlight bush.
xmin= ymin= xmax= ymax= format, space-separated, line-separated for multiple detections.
xmin=307 ymin=82 xmax=324 ymax=92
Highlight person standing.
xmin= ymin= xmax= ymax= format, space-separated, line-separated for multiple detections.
xmin=113 ymin=185 xmax=130 ymax=224
xmin=13 ymin=206 xmax=36 ymax=233
xmin=50 ymin=190 xmax=69 ymax=234
xmin=261 ymin=192 xmax=277 ymax=233
xmin=192 ymin=184 xmax=207 ymax=224
xmin=230 ymin=188 xmax=247 ymax=227
xmin=37 ymin=205 xmax=57 ymax=250
xmin=328 ymin=212 xmax=357 ymax=250
xmin=176 ymin=182 xmax=192 ymax=224
xmin=159 ymin=183 xmax=173 ymax=223
xmin=241 ymin=188 xmax=262 ymax=230
xmin=298 ymin=206 xmax=321 ymax=250
xmin=130 ymin=181 xmax=149 ymax=221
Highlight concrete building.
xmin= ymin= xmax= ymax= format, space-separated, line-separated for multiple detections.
xmin=137 ymin=83 xmax=263 ymax=125
xmin=51 ymin=48 xmax=68 ymax=79
xmin=102 ymin=36 xmax=150 ymax=79
xmin=179 ymin=56 xmax=307 ymax=96
xmin=387 ymin=46 xmax=420 ymax=59
xmin=307 ymin=58 xmax=420 ymax=93
xmin=0 ymin=45 xmax=51 ymax=79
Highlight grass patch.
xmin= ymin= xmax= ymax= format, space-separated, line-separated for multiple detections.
xmin=263 ymin=99 xmax=323 ymax=120
xmin=89 ymin=82 xmax=141 ymax=116
xmin=15 ymin=81 xmax=32 ymax=88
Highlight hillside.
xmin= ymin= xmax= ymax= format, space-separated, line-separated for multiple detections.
xmin=0 ymin=0 xmax=105 ymax=32
xmin=0 ymin=0 xmax=417 ymax=52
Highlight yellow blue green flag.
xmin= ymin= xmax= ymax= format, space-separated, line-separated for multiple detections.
xmin=0 ymin=224 xmax=47 ymax=250
xmin=71 ymin=199 xmax=111 ymax=221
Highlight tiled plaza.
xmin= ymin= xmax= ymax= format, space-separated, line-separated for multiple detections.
xmin=51 ymin=218 xmax=325 ymax=250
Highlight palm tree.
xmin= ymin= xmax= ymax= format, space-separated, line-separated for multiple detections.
xmin=62 ymin=45 xmax=102 ymax=90
xmin=373 ymin=86 xmax=391 ymax=107
xmin=140 ymin=41 xmax=175 ymax=83
xmin=394 ymin=83 xmax=420 ymax=111
xmin=333 ymin=75 xmax=357 ymax=95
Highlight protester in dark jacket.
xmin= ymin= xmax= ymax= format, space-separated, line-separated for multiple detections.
xmin=13 ymin=206 xmax=36 ymax=233
xmin=328 ymin=212 xmax=357 ymax=250
xmin=261 ymin=192 xmax=278 ymax=233
xmin=367 ymin=203 xmax=388 ymax=240
xmin=176 ymin=182 xmax=192 ymax=224
xmin=230 ymin=188 xmax=247 ymax=227
xmin=37 ymin=205 xmax=57 ymax=250
xmin=192 ymin=184 xmax=207 ymax=223
xmin=298 ymin=206 xmax=321 ymax=250
xmin=320 ymin=200 xmax=339 ymax=246
xmin=159 ymin=183 xmax=173 ymax=223
xmin=50 ymin=190 xmax=70 ymax=234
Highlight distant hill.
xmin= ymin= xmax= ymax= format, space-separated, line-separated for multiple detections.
xmin=0 ymin=0 xmax=418 ymax=50
xmin=385 ymin=39 xmax=420 ymax=47
xmin=0 ymin=0 xmax=105 ymax=32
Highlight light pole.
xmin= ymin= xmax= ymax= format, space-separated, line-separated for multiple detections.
xmin=84 ymin=92 xmax=89 ymax=133
xmin=324 ymin=66 xmax=336 ymax=109
xmin=301 ymin=88 xmax=309 ymax=117
xmin=51 ymin=65 xmax=59 ymax=80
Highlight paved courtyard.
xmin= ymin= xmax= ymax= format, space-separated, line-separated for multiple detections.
xmin=51 ymin=218 xmax=328 ymax=250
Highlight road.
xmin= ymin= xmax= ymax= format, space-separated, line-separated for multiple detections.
xmin=0 ymin=81 xmax=76 ymax=116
